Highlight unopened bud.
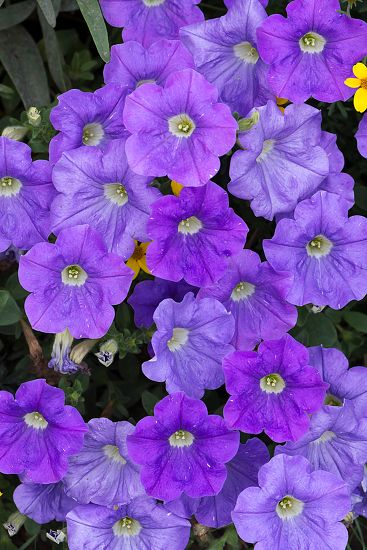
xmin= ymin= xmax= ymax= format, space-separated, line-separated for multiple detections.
xmin=3 ymin=512 xmax=26 ymax=537
xmin=2 ymin=125 xmax=28 ymax=141
xmin=95 ymin=338 xmax=119 ymax=367
xmin=46 ymin=529 xmax=67 ymax=544
xmin=238 ymin=110 xmax=260 ymax=132
xmin=310 ymin=305 xmax=326 ymax=314
xmin=27 ymin=107 xmax=41 ymax=127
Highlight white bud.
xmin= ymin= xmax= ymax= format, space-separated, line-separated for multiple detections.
xmin=27 ymin=107 xmax=41 ymax=127
xmin=3 ymin=512 xmax=26 ymax=537
xmin=2 ymin=126 xmax=28 ymax=141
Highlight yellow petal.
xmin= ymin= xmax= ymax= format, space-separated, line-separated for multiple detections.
xmin=353 ymin=62 xmax=367 ymax=79
xmin=139 ymin=242 xmax=150 ymax=253
xmin=138 ymin=256 xmax=151 ymax=275
xmin=171 ymin=180 xmax=184 ymax=196
xmin=354 ymin=88 xmax=367 ymax=113
xmin=344 ymin=78 xmax=361 ymax=89
xmin=276 ymin=97 xmax=288 ymax=106
xmin=126 ymin=258 xmax=139 ymax=279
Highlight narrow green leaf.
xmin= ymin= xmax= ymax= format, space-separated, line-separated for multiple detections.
xmin=343 ymin=312 xmax=367 ymax=333
xmin=142 ymin=391 xmax=160 ymax=416
xmin=75 ymin=0 xmax=110 ymax=62
xmin=0 ymin=0 xmax=35 ymax=31
xmin=38 ymin=6 xmax=68 ymax=91
xmin=0 ymin=25 xmax=49 ymax=108
xmin=0 ymin=290 xmax=22 ymax=326
xmin=36 ymin=0 xmax=56 ymax=27
xmin=0 ymin=0 xmax=4 ymax=7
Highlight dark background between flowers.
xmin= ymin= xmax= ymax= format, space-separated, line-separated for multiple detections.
xmin=0 ymin=0 xmax=367 ymax=548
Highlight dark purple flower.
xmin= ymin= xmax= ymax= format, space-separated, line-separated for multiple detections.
xmin=146 ymin=182 xmax=248 ymax=287
xmin=19 ymin=224 xmax=133 ymax=338
xmin=0 ymin=379 xmax=87 ymax=484
xmin=127 ymin=392 xmax=239 ymax=501
xmin=13 ymin=481 xmax=76 ymax=524
xmin=49 ymin=84 xmax=128 ymax=164
xmin=225 ymin=0 xmax=267 ymax=6
xmin=143 ymin=292 xmax=234 ymax=398
xmin=232 ymin=454 xmax=350 ymax=550
xmin=198 ymin=250 xmax=297 ymax=350
xmin=123 ymin=69 xmax=238 ymax=187
xmin=356 ymin=113 xmax=367 ymax=158
xmin=66 ymin=496 xmax=191 ymax=550
xmin=229 ymin=101 xmax=329 ymax=219
xmin=223 ymin=335 xmax=328 ymax=443
xmin=100 ymin=0 xmax=204 ymax=47
xmin=264 ymin=191 xmax=367 ymax=309
xmin=0 ymin=137 xmax=54 ymax=251
xmin=257 ymin=0 xmax=367 ymax=103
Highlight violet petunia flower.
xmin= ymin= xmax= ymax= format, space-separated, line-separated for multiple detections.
xmin=100 ymin=0 xmax=203 ymax=48
xmin=229 ymin=101 xmax=329 ymax=219
xmin=104 ymin=40 xmax=194 ymax=91
xmin=198 ymin=249 xmax=297 ymax=350
xmin=263 ymin=191 xmax=367 ymax=310
xmin=223 ymin=335 xmax=328 ymax=443
xmin=257 ymin=0 xmax=367 ymax=103
xmin=51 ymin=140 xmax=160 ymax=259
xmin=356 ymin=114 xmax=367 ymax=158
xmin=49 ymin=84 xmax=129 ymax=164
xmin=225 ymin=0 xmax=267 ymax=6
xmin=0 ymin=379 xmax=87 ymax=484
xmin=146 ymin=182 xmax=248 ymax=287
xmin=0 ymin=137 xmax=54 ymax=251
xmin=180 ymin=0 xmax=272 ymax=117
xmin=66 ymin=496 xmax=191 ymax=550
xmin=142 ymin=292 xmax=235 ymax=398
xmin=19 ymin=224 xmax=134 ymax=339
xmin=127 ymin=392 xmax=239 ymax=501
xmin=123 ymin=69 xmax=238 ymax=187
xmin=14 ymin=481 xmax=77 ymax=524
xmin=63 ymin=418 xmax=144 ymax=507
xmin=232 ymin=454 xmax=350 ymax=550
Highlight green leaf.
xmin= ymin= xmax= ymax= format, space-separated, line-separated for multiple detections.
xmin=0 ymin=0 xmax=35 ymax=31
xmin=5 ymin=272 xmax=28 ymax=301
xmin=354 ymin=185 xmax=367 ymax=211
xmin=38 ymin=7 xmax=67 ymax=91
xmin=0 ymin=25 xmax=49 ymax=107
xmin=36 ymin=0 xmax=56 ymax=26
xmin=343 ymin=312 xmax=367 ymax=333
xmin=293 ymin=313 xmax=338 ymax=347
xmin=142 ymin=391 xmax=160 ymax=415
xmin=0 ymin=290 xmax=22 ymax=326
xmin=75 ymin=0 xmax=110 ymax=62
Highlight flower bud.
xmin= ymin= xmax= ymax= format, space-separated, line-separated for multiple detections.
xmin=27 ymin=107 xmax=41 ymax=127
xmin=2 ymin=126 xmax=28 ymax=141
xmin=3 ymin=512 xmax=26 ymax=537
xmin=95 ymin=338 xmax=119 ymax=367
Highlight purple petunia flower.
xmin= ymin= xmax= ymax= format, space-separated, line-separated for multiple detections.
xmin=51 ymin=140 xmax=160 ymax=259
xmin=0 ymin=137 xmax=54 ymax=252
xmin=142 ymin=292 xmax=234 ymax=398
xmin=100 ymin=0 xmax=203 ymax=48
xmin=13 ymin=481 xmax=77 ymax=524
xmin=0 ymin=379 xmax=87 ymax=484
xmin=225 ymin=0 xmax=267 ymax=6
xmin=257 ymin=0 xmax=367 ymax=103
xmin=63 ymin=418 xmax=144 ymax=507
xmin=49 ymin=84 xmax=128 ymax=164
xmin=229 ymin=101 xmax=329 ymax=220
xmin=127 ymin=392 xmax=239 ymax=501
xmin=19 ymin=224 xmax=133 ymax=338
xmin=356 ymin=114 xmax=367 ymax=158
xmin=123 ymin=69 xmax=238 ymax=187
xmin=232 ymin=454 xmax=350 ymax=550
xmin=198 ymin=250 xmax=297 ymax=350
xmin=180 ymin=0 xmax=272 ymax=117
xmin=66 ymin=496 xmax=191 ymax=550
xmin=223 ymin=335 xmax=328 ymax=443
xmin=104 ymin=40 xmax=194 ymax=91
xmin=146 ymin=182 xmax=248 ymax=287
xmin=263 ymin=191 xmax=367 ymax=310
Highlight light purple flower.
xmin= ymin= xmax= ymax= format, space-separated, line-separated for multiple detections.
xmin=49 ymin=84 xmax=128 ymax=164
xmin=14 ymin=481 xmax=77 ymax=524
xmin=198 ymin=250 xmax=297 ymax=350
xmin=146 ymin=182 xmax=248 ymax=287
xmin=100 ymin=0 xmax=204 ymax=47
xmin=356 ymin=114 xmax=367 ymax=158
xmin=66 ymin=496 xmax=191 ymax=550
xmin=223 ymin=335 xmax=328 ymax=443
xmin=123 ymin=69 xmax=238 ymax=187
xmin=0 ymin=379 xmax=87 ymax=484
xmin=143 ymin=292 xmax=234 ymax=398
xmin=51 ymin=140 xmax=160 ymax=259
xmin=19 ymin=224 xmax=134 ymax=338
xmin=264 ymin=191 xmax=367 ymax=309
xmin=225 ymin=0 xmax=267 ymax=6
xmin=257 ymin=0 xmax=367 ymax=103
xmin=229 ymin=101 xmax=329 ymax=219
xmin=232 ymin=454 xmax=350 ymax=550
xmin=0 ymin=137 xmax=54 ymax=251
xmin=127 ymin=392 xmax=239 ymax=501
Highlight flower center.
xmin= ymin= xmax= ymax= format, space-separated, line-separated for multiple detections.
xmin=306 ymin=235 xmax=333 ymax=258
xmin=104 ymin=183 xmax=129 ymax=206
xmin=324 ymin=393 xmax=343 ymax=407
xmin=256 ymin=139 xmax=275 ymax=162
xmin=260 ymin=373 xmax=285 ymax=394
xmin=113 ymin=517 xmax=142 ymax=537
xmin=136 ymin=78 xmax=156 ymax=88
xmin=82 ymin=122 xmax=104 ymax=146
xmin=178 ymin=216 xmax=202 ymax=235
xmin=103 ymin=444 xmax=127 ymax=465
xmin=299 ymin=32 xmax=326 ymax=54
xmin=276 ymin=496 xmax=304 ymax=519
xmin=169 ymin=429 xmax=194 ymax=448
xmin=315 ymin=430 xmax=335 ymax=444
xmin=360 ymin=79 xmax=367 ymax=90
xmin=233 ymin=42 xmax=259 ymax=64
xmin=0 ymin=176 xmax=22 ymax=197
xmin=231 ymin=281 xmax=256 ymax=301
xmin=167 ymin=327 xmax=189 ymax=352
xmin=61 ymin=264 xmax=88 ymax=287
xmin=24 ymin=411 xmax=48 ymax=430
xmin=143 ymin=0 xmax=165 ymax=6
xmin=168 ymin=113 xmax=196 ymax=138
xmin=131 ymin=243 xmax=145 ymax=261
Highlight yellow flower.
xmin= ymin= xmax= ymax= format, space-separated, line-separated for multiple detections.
xmin=345 ymin=63 xmax=367 ymax=113
xmin=126 ymin=241 xmax=150 ymax=279
xmin=171 ymin=180 xmax=184 ymax=196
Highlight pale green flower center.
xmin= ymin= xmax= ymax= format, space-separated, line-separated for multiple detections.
xmin=167 ymin=327 xmax=189 ymax=352
xmin=61 ymin=264 xmax=88 ymax=287
xmin=82 ymin=122 xmax=104 ymax=146
xmin=178 ymin=216 xmax=202 ymax=235
xmin=256 ymin=139 xmax=275 ymax=162
xmin=103 ymin=445 xmax=127 ymax=465
xmin=231 ymin=281 xmax=256 ymax=301
xmin=260 ymin=373 xmax=285 ymax=394
xmin=168 ymin=113 xmax=196 ymax=138
xmin=169 ymin=429 xmax=194 ymax=448
xmin=299 ymin=32 xmax=326 ymax=54
xmin=233 ymin=42 xmax=259 ymax=64
xmin=0 ymin=176 xmax=22 ymax=197
xmin=24 ymin=411 xmax=48 ymax=430
xmin=276 ymin=496 xmax=304 ymax=519
xmin=306 ymin=235 xmax=333 ymax=258
xmin=104 ymin=183 xmax=129 ymax=206
xmin=136 ymin=78 xmax=156 ymax=88
xmin=315 ymin=430 xmax=335 ymax=444
xmin=143 ymin=0 xmax=165 ymax=6
xmin=324 ymin=393 xmax=343 ymax=407
xmin=113 ymin=517 xmax=142 ymax=537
